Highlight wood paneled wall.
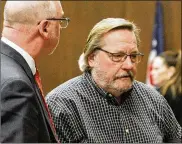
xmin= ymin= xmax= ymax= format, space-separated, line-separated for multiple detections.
xmin=1 ymin=1 xmax=181 ymax=95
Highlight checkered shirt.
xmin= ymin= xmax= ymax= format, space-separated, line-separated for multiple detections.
xmin=46 ymin=71 xmax=182 ymax=143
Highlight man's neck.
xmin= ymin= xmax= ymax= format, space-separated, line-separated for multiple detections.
xmin=2 ymin=27 xmax=41 ymax=60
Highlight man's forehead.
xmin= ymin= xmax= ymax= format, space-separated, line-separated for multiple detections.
xmin=103 ymin=30 xmax=136 ymax=41
xmin=104 ymin=41 xmax=137 ymax=48
xmin=117 ymin=41 xmax=137 ymax=45
xmin=54 ymin=1 xmax=64 ymax=16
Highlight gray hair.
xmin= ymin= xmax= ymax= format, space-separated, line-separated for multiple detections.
xmin=4 ymin=1 xmax=57 ymax=26
xmin=78 ymin=18 xmax=141 ymax=72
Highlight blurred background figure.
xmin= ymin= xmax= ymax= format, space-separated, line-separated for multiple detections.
xmin=151 ymin=51 xmax=178 ymax=90
xmin=151 ymin=50 xmax=182 ymax=126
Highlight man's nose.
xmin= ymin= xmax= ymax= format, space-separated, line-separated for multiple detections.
xmin=121 ymin=56 xmax=134 ymax=70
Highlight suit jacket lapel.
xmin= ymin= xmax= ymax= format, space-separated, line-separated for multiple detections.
xmin=1 ymin=41 xmax=57 ymax=139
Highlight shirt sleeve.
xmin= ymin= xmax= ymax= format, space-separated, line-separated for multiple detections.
xmin=46 ymin=90 xmax=87 ymax=143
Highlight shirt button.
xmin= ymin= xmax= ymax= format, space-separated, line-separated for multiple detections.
xmin=125 ymin=129 xmax=129 ymax=134
xmin=108 ymin=94 xmax=112 ymax=97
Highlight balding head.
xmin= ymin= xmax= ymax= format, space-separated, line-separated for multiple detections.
xmin=4 ymin=1 xmax=58 ymax=26
xmin=2 ymin=1 xmax=64 ymax=59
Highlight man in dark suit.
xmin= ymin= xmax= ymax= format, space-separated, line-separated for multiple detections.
xmin=1 ymin=1 xmax=70 ymax=143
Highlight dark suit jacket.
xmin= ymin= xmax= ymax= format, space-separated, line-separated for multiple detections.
xmin=1 ymin=40 xmax=58 ymax=143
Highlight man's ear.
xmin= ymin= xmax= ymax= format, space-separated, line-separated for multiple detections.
xmin=38 ymin=20 xmax=49 ymax=39
xmin=88 ymin=52 xmax=96 ymax=67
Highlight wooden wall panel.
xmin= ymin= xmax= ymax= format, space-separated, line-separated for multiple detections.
xmin=1 ymin=1 xmax=181 ymax=94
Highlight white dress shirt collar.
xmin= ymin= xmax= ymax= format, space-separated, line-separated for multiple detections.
xmin=1 ymin=37 xmax=36 ymax=75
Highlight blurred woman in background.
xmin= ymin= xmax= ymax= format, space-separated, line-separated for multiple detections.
xmin=151 ymin=51 xmax=178 ymax=90
xmin=151 ymin=50 xmax=182 ymax=126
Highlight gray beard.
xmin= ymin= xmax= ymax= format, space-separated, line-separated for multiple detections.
xmin=91 ymin=68 xmax=133 ymax=96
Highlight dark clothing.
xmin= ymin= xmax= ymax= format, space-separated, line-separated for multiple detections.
xmin=46 ymin=71 xmax=181 ymax=143
xmin=1 ymin=41 xmax=57 ymax=143
xmin=164 ymin=88 xmax=182 ymax=127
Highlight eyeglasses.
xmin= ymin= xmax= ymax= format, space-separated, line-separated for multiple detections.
xmin=95 ymin=48 xmax=144 ymax=64
xmin=46 ymin=17 xmax=70 ymax=28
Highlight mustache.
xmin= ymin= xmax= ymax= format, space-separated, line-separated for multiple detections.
xmin=114 ymin=71 xmax=134 ymax=81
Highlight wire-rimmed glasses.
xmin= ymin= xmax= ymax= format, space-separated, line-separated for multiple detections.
xmin=46 ymin=17 xmax=70 ymax=28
